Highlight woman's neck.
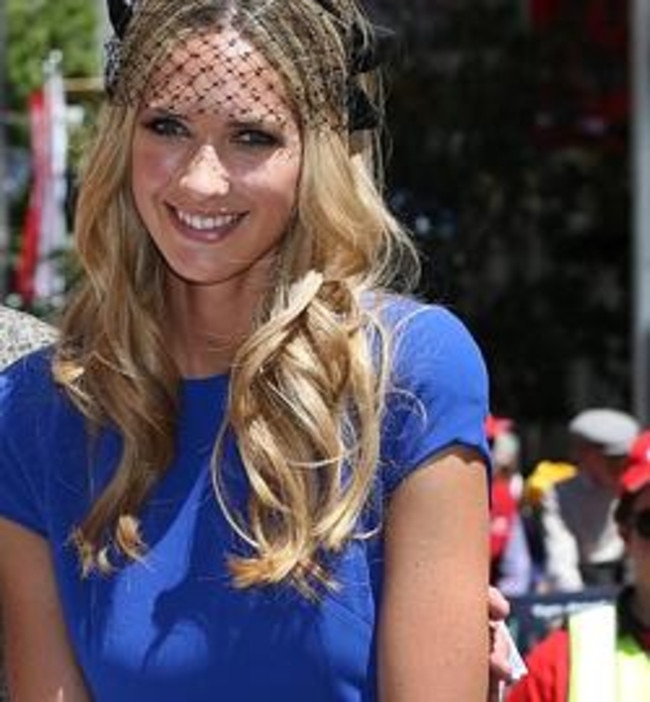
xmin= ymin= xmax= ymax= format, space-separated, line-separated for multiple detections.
xmin=164 ymin=278 xmax=267 ymax=378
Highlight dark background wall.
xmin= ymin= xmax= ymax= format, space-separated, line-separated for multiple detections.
xmin=371 ymin=0 xmax=631 ymax=466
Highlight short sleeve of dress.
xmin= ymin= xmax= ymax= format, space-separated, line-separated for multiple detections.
xmin=0 ymin=353 xmax=51 ymax=536
xmin=379 ymin=300 xmax=491 ymax=495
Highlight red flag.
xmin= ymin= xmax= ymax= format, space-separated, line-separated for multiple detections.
xmin=16 ymin=52 xmax=69 ymax=305
xmin=16 ymin=89 xmax=47 ymax=303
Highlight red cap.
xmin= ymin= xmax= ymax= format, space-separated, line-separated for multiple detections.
xmin=618 ymin=430 xmax=650 ymax=497
xmin=485 ymin=414 xmax=513 ymax=440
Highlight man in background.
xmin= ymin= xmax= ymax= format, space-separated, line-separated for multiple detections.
xmin=0 ymin=305 xmax=56 ymax=371
xmin=541 ymin=408 xmax=640 ymax=591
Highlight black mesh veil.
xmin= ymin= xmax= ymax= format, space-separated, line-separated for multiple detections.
xmin=104 ymin=0 xmax=371 ymax=132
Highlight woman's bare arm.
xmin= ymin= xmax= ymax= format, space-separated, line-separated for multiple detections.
xmin=0 ymin=518 xmax=90 ymax=701
xmin=378 ymin=447 xmax=490 ymax=702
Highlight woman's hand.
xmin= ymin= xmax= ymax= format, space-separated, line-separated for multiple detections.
xmin=488 ymin=585 xmax=512 ymax=698
xmin=487 ymin=586 xmax=528 ymax=702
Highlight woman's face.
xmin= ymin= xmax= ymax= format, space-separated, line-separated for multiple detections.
xmin=130 ymin=28 xmax=302 ymax=289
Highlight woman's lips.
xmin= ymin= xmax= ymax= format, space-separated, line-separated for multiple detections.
xmin=169 ymin=205 xmax=246 ymax=242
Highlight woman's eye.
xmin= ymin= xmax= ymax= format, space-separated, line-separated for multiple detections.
xmin=143 ymin=116 xmax=190 ymax=138
xmin=235 ymin=129 xmax=280 ymax=147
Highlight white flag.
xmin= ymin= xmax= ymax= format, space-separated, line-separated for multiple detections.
xmin=34 ymin=50 xmax=69 ymax=302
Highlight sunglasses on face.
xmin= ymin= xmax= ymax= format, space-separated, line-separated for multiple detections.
xmin=630 ymin=508 xmax=650 ymax=540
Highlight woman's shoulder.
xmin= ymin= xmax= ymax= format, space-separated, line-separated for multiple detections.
xmin=0 ymin=346 xmax=61 ymax=421
xmin=375 ymin=294 xmax=490 ymax=490
xmin=370 ymin=293 xmax=486 ymax=378
xmin=370 ymin=292 xmax=478 ymax=338
xmin=0 ymin=348 xmax=72 ymax=535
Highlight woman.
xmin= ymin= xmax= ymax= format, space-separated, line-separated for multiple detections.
xmin=0 ymin=1 xmax=492 ymax=699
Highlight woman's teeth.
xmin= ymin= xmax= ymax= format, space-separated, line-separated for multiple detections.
xmin=176 ymin=209 xmax=240 ymax=230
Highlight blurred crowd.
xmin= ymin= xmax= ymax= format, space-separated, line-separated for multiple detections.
xmin=488 ymin=407 xmax=650 ymax=699
xmin=489 ymin=407 xmax=644 ymax=598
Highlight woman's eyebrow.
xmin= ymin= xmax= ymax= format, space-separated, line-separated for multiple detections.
xmin=228 ymin=114 xmax=288 ymax=131
xmin=141 ymin=106 xmax=187 ymax=119
xmin=229 ymin=116 xmax=270 ymax=128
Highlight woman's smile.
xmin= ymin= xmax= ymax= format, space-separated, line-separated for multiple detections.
xmin=168 ymin=204 xmax=247 ymax=243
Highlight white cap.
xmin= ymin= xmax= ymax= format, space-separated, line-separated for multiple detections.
xmin=569 ymin=408 xmax=640 ymax=456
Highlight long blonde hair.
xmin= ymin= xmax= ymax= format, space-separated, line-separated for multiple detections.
xmin=55 ymin=0 xmax=419 ymax=591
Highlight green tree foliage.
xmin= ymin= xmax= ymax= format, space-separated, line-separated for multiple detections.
xmin=7 ymin=0 xmax=99 ymax=106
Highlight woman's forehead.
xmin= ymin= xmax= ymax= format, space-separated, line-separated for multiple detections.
xmin=143 ymin=28 xmax=293 ymax=124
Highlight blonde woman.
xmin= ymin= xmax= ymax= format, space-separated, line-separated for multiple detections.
xmin=0 ymin=1 xmax=499 ymax=700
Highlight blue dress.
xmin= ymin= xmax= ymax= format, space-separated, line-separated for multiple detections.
xmin=0 ymin=299 xmax=489 ymax=701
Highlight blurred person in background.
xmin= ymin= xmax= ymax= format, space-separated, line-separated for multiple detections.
xmin=0 ymin=305 xmax=57 ymax=371
xmin=523 ymin=461 xmax=577 ymax=512
xmin=521 ymin=459 xmax=576 ymax=593
xmin=506 ymin=430 xmax=650 ymax=701
xmin=488 ymin=415 xmax=533 ymax=596
xmin=541 ymin=408 xmax=639 ymax=592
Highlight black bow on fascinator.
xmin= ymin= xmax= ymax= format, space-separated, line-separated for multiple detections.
xmin=315 ymin=0 xmax=397 ymax=132
xmin=349 ymin=20 xmax=396 ymax=75
xmin=107 ymin=0 xmax=135 ymax=38
xmin=347 ymin=22 xmax=395 ymax=131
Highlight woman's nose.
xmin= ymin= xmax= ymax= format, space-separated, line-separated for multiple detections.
xmin=179 ymin=144 xmax=230 ymax=197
